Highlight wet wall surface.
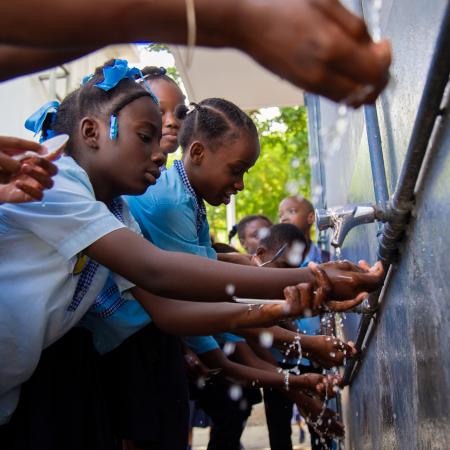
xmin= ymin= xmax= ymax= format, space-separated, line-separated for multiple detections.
xmin=310 ymin=1 xmax=449 ymax=448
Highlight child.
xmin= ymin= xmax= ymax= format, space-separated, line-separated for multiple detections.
xmin=229 ymin=214 xmax=272 ymax=254
xmin=138 ymin=66 xmax=185 ymax=156
xmin=0 ymin=59 xmax=382 ymax=441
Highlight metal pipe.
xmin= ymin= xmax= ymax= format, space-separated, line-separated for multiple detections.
xmin=343 ymin=2 xmax=450 ymax=385
xmin=378 ymin=1 xmax=450 ymax=264
xmin=364 ymin=105 xmax=389 ymax=205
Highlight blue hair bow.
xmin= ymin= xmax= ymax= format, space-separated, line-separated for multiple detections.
xmin=24 ymin=100 xmax=59 ymax=142
xmin=84 ymin=59 xmax=159 ymax=105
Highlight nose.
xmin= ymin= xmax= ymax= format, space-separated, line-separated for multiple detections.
xmin=234 ymin=178 xmax=245 ymax=191
xmin=164 ymin=112 xmax=179 ymax=129
xmin=152 ymin=146 xmax=167 ymax=167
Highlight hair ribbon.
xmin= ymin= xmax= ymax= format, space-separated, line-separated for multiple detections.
xmin=24 ymin=100 xmax=60 ymax=142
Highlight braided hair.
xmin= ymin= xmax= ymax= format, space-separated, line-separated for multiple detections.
xmin=174 ymin=98 xmax=258 ymax=152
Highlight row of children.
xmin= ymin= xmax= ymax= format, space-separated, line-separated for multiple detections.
xmin=0 ymin=59 xmax=384 ymax=450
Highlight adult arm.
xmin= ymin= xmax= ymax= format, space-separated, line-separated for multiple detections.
xmin=0 ymin=45 xmax=99 ymax=82
xmin=0 ymin=0 xmax=391 ymax=104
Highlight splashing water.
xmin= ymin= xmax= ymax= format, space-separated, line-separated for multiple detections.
xmin=259 ymin=331 xmax=274 ymax=348
xmin=287 ymin=241 xmax=306 ymax=266
xmin=223 ymin=342 xmax=236 ymax=356
xmin=225 ymin=283 xmax=235 ymax=296
xmin=228 ymin=384 xmax=243 ymax=401
xmin=257 ymin=226 xmax=270 ymax=240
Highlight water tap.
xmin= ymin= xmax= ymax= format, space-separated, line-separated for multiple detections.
xmin=316 ymin=203 xmax=389 ymax=248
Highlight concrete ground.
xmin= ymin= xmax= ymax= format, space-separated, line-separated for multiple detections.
xmin=192 ymin=402 xmax=311 ymax=450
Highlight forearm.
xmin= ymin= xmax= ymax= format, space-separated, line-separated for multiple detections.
xmin=133 ymin=287 xmax=295 ymax=335
xmin=0 ymin=45 xmax=99 ymax=82
xmin=0 ymin=0 xmax=241 ymax=48
xmin=87 ymin=229 xmax=314 ymax=301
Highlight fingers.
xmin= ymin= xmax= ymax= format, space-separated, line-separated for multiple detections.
xmin=311 ymin=266 xmax=332 ymax=312
xmin=15 ymin=178 xmax=45 ymax=201
xmin=0 ymin=151 xmax=21 ymax=178
xmin=21 ymin=162 xmax=55 ymax=190
xmin=327 ymin=291 xmax=368 ymax=312
xmin=283 ymin=283 xmax=314 ymax=316
xmin=0 ymin=136 xmax=44 ymax=155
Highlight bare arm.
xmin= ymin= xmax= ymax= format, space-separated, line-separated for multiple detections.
xmin=0 ymin=0 xmax=391 ymax=104
xmin=86 ymin=228 xmax=384 ymax=302
xmin=0 ymin=45 xmax=99 ymax=82
xmin=131 ymin=285 xmax=308 ymax=335
xmin=199 ymin=345 xmax=338 ymax=395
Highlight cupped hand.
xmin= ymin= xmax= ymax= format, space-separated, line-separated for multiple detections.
xmin=305 ymin=335 xmax=356 ymax=369
xmin=309 ymin=260 xmax=383 ymax=303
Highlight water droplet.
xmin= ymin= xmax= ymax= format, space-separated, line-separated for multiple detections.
xmin=291 ymin=158 xmax=300 ymax=168
xmin=225 ymin=283 xmax=235 ymax=296
xmin=259 ymin=331 xmax=274 ymax=348
xmin=257 ymin=226 xmax=270 ymax=240
xmin=287 ymin=241 xmax=305 ymax=266
xmin=196 ymin=376 xmax=206 ymax=389
xmin=228 ymin=384 xmax=243 ymax=401
xmin=329 ymin=352 xmax=336 ymax=358
xmin=285 ymin=181 xmax=299 ymax=195
xmin=223 ymin=342 xmax=236 ymax=356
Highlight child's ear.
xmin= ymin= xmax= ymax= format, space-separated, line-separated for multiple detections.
xmin=307 ymin=211 xmax=315 ymax=225
xmin=80 ymin=117 xmax=100 ymax=149
xmin=188 ymin=141 xmax=205 ymax=165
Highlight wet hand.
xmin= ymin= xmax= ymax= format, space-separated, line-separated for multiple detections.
xmin=310 ymin=260 xmax=383 ymax=303
xmin=297 ymin=373 xmax=342 ymax=399
xmin=237 ymin=0 xmax=391 ymax=106
xmin=305 ymin=335 xmax=356 ymax=369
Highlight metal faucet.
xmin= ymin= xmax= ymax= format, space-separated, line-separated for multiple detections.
xmin=316 ymin=202 xmax=389 ymax=248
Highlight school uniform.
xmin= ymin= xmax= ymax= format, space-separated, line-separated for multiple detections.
xmin=0 ymin=156 xmax=140 ymax=449
xmin=127 ymin=161 xmax=260 ymax=450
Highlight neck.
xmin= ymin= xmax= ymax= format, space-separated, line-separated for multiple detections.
xmin=73 ymin=153 xmax=116 ymax=204
xmin=181 ymin=158 xmax=201 ymax=198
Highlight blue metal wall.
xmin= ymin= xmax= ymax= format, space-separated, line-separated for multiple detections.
xmin=308 ymin=1 xmax=449 ymax=448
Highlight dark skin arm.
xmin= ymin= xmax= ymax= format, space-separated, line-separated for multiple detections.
xmin=131 ymin=282 xmax=317 ymax=336
xmin=86 ymin=228 xmax=384 ymax=302
xmin=0 ymin=0 xmax=391 ymax=105
xmin=198 ymin=344 xmax=339 ymax=397
xmin=237 ymin=326 xmax=355 ymax=369
xmin=0 ymin=45 xmax=99 ymax=82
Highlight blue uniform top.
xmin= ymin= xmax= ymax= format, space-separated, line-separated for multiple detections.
xmin=84 ymin=161 xmax=242 ymax=354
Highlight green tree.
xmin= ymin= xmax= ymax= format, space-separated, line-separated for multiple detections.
xmin=207 ymin=106 xmax=310 ymax=242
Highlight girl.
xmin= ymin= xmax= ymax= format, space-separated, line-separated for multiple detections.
xmin=139 ymin=66 xmax=184 ymax=156
xmin=229 ymin=214 xmax=273 ymax=255
xmin=0 ymin=59 xmax=381 ymax=440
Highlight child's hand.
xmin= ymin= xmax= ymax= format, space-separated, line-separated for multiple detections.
xmin=238 ymin=0 xmax=391 ymax=106
xmin=309 ymin=260 xmax=383 ymax=304
xmin=0 ymin=136 xmax=58 ymax=203
xmin=304 ymin=335 xmax=356 ymax=369
xmin=294 ymin=373 xmax=342 ymax=399
xmin=183 ymin=348 xmax=211 ymax=383
xmin=306 ymin=402 xmax=345 ymax=438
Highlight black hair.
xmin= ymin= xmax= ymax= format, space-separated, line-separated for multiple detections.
xmin=212 ymin=242 xmax=239 ymax=254
xmin=174 ymin=98 xmax=258 ymax=152
xmin=228 ymin=214 xmax=272 ymax=243
xmin=140 ymin=66 xmax=179 ymax=86
xmin=48 ymin=59 xmax=154 ymax=154
xmin=259 ymin=223 xmax=308 ymax=253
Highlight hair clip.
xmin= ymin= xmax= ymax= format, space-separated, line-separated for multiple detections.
xmin=109 ymin=115 xmax=119 ymax=140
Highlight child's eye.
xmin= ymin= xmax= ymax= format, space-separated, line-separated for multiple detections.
xmin=138 ymin=133 xmax=151 ymax=143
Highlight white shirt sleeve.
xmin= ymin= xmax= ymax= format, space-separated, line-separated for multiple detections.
xmin=0 ymin=157 xmax=125 ymax=259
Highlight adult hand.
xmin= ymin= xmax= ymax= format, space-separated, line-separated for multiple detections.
xmin=237 ymin=0 xmax=391 ymax=106
xmin=0 ymin=136 xmax=58 ymax=203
